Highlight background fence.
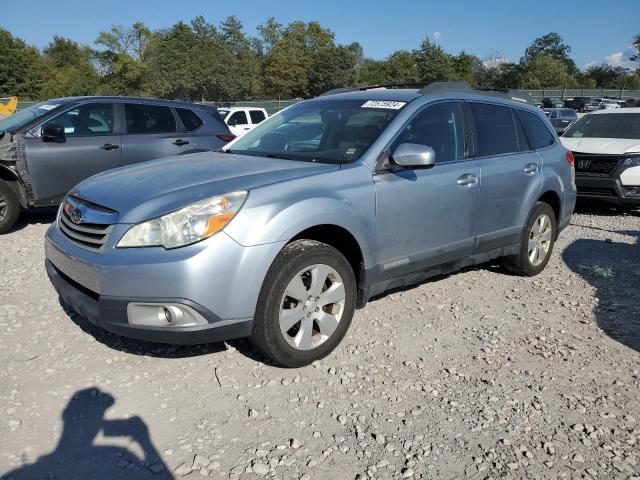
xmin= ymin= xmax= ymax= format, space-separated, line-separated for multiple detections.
xmin=14 ymin=89 xmax=640 ymax=113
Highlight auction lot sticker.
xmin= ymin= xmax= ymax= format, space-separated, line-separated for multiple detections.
xmin=362 ymin=100 xmax=406 ymax=110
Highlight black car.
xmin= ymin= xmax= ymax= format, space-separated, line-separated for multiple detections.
xmin=0 ymin=96 xmax=234 ymax=233
xmin=624 ymin=98 xmax=640 ymax=108
xmin=543 ymin=108 xmax=578 ymax=134
xmin=564 ymin=96 xmax=592 ymax=112
xmin=541 ymin=97 xmax=563 ymax=108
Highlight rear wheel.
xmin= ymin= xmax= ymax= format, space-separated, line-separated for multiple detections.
xmin=250 ymin=240 xmax=356 ymax=368
xmin=0 ymin=180 xmax=20 ymax=234
xmin=503 ymin=202 xmax=556 ymax=276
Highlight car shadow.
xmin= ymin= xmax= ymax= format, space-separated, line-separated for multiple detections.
xmin=574 ymin=199 xmax=640 ymax=218
xmin=562 ymin=223 xmax=639 ymax=353
xmin=1 ymin=387 xmax=173 ymax=480
xmin=60 ymin=300 xmax=272 ymax=364
xmin=8 ymin=206 xmax=57 ymax=233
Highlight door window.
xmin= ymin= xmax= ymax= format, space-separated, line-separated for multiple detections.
xmin=125 ymin=104 xmax=177 ymax=134
xmin=470 ymin=103 xmax=519 ymax=156
xmin=176 ymin=108 xmax=203 ymax=132
xmin=392 ymin=102 xmax=467 ymax=164
xmin=515 ymin=109 xmax=555 ymax=149
xmin=249 ymin=110 xmax=267 ymax=124
xmin=228 ymin=111 xmax=248 ymax=126
xmin=44 ymin=103 xmax=114 ymax=136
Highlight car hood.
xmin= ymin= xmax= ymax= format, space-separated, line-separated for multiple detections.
xmin=560 ymin=137 xmax=640 ymax=155
xmin=72 ymin=152 xmax=339 ymax=223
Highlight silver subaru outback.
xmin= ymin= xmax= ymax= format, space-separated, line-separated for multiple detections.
xmin=45 ymin=83 xmax=576 ymax=367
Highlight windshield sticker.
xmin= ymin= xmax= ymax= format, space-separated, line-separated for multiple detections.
xmin=38 ymin=104 xmax=58 ymax=111
xmin=361 ymin=100 xmax=406 ymax=110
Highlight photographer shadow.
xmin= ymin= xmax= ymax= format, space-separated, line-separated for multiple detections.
xmin=562 ymin=225 xmax=640 ymax=352
xmin=2 ymin=388 xmax=172 ymax=480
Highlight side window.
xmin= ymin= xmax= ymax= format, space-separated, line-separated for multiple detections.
xmin=515 ymin=109 xmax=555 ymax=149
xmin=176 ymin=108 xmax=203 ymax=132
xmin=249 ymin=110 xmax=267 ymax=124
xmin=470 ymin=103 xmax=518 ymax=156
xmin=228 ymin=111 xmax=248 ymax=126
xmin=512 ymin=109 xmax=531 ymax=152
xmin=125 ymin=104 xmax=177 ymax=134
xmin=45 ymin=103 xmax=114 ymax=136
xmin=392 ymin=102 xmax=467 ymax=164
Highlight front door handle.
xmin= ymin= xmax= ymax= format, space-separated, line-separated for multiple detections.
xmin=173 ymin=139 xmax=189 ymax=146
xmin=99 ymin=143 xmax=119 ymax=151
xmin=523 ymin=163 xmax=539 ymax=175
xmin=457 ymin=173 xmax=478 ymax=187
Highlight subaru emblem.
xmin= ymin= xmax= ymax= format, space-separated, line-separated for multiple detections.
xmin=70 ymin=207 xmax=83 ymax=224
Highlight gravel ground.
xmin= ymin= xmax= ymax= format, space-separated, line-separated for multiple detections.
xmin=1 ymin=203 xmax=639 ymax=480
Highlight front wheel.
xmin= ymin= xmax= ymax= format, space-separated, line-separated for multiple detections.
xmin=503 ymin=202 xmax=556 ymax=276
xmin=250 ymin=240 xmax=356 ymax=368
xmin=0 ymin=180 xmax=20 ymax=234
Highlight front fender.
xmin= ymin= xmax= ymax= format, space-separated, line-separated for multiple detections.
xmin=224 ymin=165 xmax=376 ymax=267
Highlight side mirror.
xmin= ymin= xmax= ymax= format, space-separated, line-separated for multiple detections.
xmin=42 ymin=123 xmax=65 ymax=140
xmin=391 ymin=143 xmax=436 ymax=169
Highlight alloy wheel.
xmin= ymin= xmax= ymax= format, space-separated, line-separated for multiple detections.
xmin=279 ymin=263 xmax=346 ymax=351
xmin=528 ymin=213 xmax=552 ymax=266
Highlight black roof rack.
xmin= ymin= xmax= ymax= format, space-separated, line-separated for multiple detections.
xmin=319 ymin=81 xmax=537 ymax=106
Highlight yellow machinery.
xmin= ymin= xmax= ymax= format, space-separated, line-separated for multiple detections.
xmin=0 ymin=97 xmax=18 ymax=118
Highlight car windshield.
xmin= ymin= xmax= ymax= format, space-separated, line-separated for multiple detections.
xmin=226 ymin=99 xmax=405 ymax=163
xmin=0 ymin=100 xmax=65 ymax=134
xmin=564 ymin=113 xmax=640 ymax=139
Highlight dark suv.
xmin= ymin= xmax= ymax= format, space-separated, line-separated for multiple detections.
xmin=0 ymin=97 xmax=233 ymax=233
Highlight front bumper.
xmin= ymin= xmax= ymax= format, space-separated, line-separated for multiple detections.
xmin=45 ymin=224 xmax=286 ymax=345
xmin=575 ymin=175 xmax=640 ymax=206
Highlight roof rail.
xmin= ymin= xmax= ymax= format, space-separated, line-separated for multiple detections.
xmin=318 ymin=83 xmax=428 ymax=97
xmin=418 ymin=81 xmax=536 ymax=106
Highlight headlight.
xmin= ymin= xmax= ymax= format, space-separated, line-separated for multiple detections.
xmin=117 ymin=191 xmax=248 ymax=249
xmin=622 ymin=156 xmax=640 ymax=168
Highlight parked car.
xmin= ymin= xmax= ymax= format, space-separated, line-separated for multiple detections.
xmin=541 ymin=97 xmax=563 ymax=108
xmin=623 ymin=98 xmax=640 ymax=108
xmin=584 ymin=99 xmax=605 ymax=112
xmin=0 ymin=96 xmax=234 ymax=233
xmin=544 ymin=108 xmax=578 ymax=134
xmin=564 ymin=96 xmax=592 ymax=112
xmin=602 ymin=99 xmax=621 ymax=110
xmin=44 ymin=82 xmax=576 ymax=367
xmin=218 ymin=107 xmax=269 ymax=138
xmin=560 ymin=108 xmax=640 ymax=207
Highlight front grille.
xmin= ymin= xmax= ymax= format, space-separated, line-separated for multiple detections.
xmin=577 ymin=187 xmax=615 ymax=197
xmin=573 ymin=153 xmax=621 ymax=177
xmin=58 ymin=197 xmax=117 ymax=250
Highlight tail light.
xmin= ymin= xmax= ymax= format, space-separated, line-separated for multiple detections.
xmin=565 ymin=151 xmax=575 ymax=168
xmin=216 ymin=134 xmax=236 ymax=142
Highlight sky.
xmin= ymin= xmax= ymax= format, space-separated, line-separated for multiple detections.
xmin=2 ymin=0 xmax=639 ymax=70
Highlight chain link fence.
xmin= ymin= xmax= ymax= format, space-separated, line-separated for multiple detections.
xmin=15 ymin=89 xmax=640 ymax=113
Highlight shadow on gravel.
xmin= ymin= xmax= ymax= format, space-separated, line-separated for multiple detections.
xmin=61 ymin=300 xmax=272 ymax=364
xmin=1 ymin=388 xmax=172 ymax=480
xmin=563 ymin=221 xmax=640 ymax=353
xmin=7 ymin=207 xmax=57 ymax=233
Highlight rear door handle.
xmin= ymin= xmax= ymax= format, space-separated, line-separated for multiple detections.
xmin=99 ymin=143 xmax=119 ymax=151
xmin=172 ymin=139 xmax=189 ymax=146
xmin=457 ymin=173 xmax=478 ymax=187
xmin=523 ymin=163 xmax=539 ymax=175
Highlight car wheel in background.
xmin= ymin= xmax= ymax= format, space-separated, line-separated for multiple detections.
xmin=0 ymin=180 xmax=20 ymax=234
xmin=251 ymin=239 xmax=356 ymax=368
xmin=503 ymin=202 xmax=557 ymax=277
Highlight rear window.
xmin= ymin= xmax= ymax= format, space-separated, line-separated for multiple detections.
xmin=515 ymin=110 xmax=555 ymax=149
xmin=228 ymin=111 xmax=248 ymax=125
xmin=176 ymin=108 xmax=203 ymax=131
xmin=561 ymin=109 xmax=577 ymax=118
xmin=125 ymin=104 xmax=177 ymax=134
xmin=250 ymin=110 xmax=267 ymax=124
xmin=564 ymin=113 xmax=640 ymax=140
xmin=470 ymin=103 xmax=518 ymax=156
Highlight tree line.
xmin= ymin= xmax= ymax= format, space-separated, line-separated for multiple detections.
xmin=1 ymin=16 xmax=639 ymax=101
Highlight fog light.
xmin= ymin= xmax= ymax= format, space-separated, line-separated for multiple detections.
xmin=624 ymin=186 xmax=640 ymax=197
xmin=127 ymin=303 xmax=208 ymax=327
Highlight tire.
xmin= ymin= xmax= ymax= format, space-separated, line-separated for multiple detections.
xmin=250 ymin=239 xmax=357 ymax=368
xmin=0 ymin=180 xmax=20 ymax=234
xmin=503 ymin=202 xmax=557 ymax=277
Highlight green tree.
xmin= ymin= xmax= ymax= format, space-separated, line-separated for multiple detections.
xmin=521 ymin=54 xmax=575 ymax=88
xmin=452 ymin=51 xmax=483 ymax=85
xmin=41 ymin=36 xmax=100 ymax=98
xmin=357 ymin=58 xmax=389 ymax=85
xmin=415 ymin=39 xmax=454 ymax=83
xmin=630 ymin=33 xmax=640 ymax=62
xmin=386 ymin=50 xmax=419 ymax=84
xmin=0 ymin=29 xmax=46 ymax=98
xmin=521 ymin=32 xmax=577 ymax=74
